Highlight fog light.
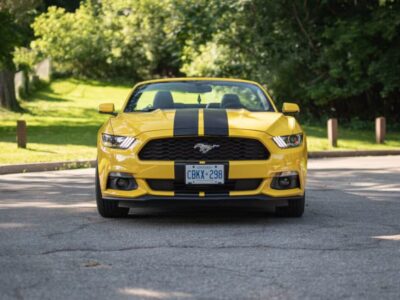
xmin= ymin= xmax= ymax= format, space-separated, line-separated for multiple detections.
xmin=116 ymin=178 xmax=129 ymax=189
xmin=278 ymin=176 xmax=291 ymax=187
xmin=271 ymin=171 xmax=300 ymax=190
xmin=107 ymin=172 xmax=137 ymax=190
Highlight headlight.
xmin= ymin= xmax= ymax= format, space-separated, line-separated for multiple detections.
xmin=273 ymin=134 xmax=303 ymax=148
xmin=102 ymin=133 xmax=135 ymax=149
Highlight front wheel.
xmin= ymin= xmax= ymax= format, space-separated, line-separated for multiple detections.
xmin=95 ymin=167 xmax=129 ymax=218
xmin=276 ymin=195 xmax=305 ymax=218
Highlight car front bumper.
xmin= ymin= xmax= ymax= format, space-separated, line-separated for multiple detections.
xmin=98 ymin=129 xmax=307 ymax=200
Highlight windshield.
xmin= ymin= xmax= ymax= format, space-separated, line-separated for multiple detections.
xmin=124 ymin=81 xmax=275 ymax=112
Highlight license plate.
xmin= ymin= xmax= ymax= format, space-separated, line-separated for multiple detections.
xmin=185 ymin=164 xmax=224 ymax=184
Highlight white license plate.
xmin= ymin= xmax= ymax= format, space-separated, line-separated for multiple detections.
xmin=185 ymin=164 xmax=224 ymax=184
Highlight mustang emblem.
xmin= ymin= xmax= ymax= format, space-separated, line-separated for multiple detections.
xmin=194 ymin=143 xmax=220 ymax=154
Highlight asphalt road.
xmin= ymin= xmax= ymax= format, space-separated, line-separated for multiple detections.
xmin=0 ymin=156 xmax=399 ymax=300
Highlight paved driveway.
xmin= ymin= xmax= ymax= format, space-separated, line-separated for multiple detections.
xmin=0 ymin=156 xmax=399 ymax=299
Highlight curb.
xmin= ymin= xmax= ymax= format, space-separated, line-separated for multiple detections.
xmin=308 ymin=150 xmax=400 ymax=158
xmin=0 ymin=160 xmax=96 ymax=175
xmin=1 ymin=150 xmax=400 ymax=175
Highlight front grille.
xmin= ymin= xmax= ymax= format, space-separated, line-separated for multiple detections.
xmin=139 ymin=137 xmax=269 ymax=161
xmin=147 ymin=179 xmax=262 ymax=193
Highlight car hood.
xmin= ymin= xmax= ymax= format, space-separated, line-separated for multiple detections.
xmin=109 ymin=109 xmax=301 ymax=137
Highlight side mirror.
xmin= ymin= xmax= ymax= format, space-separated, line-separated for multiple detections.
xmin=99 ymin=103 xmax=116 ymax=115
xmin=282 ymin=102 xmax=300 ymax=114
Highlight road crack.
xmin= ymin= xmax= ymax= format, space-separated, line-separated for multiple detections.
xmin=40 ymin=242 xmax=383 ymax=255
xmin=44 ymin=219 xmax=110 ymax=238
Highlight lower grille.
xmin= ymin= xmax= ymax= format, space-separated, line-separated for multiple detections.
xmin=147 ymin=179 xmax=262 ymax=193
xmin=139 ymin=137 xmax=269 ymax=161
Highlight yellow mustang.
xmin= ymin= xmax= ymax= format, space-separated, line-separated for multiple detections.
xmin=96 ymin=78 xmax=307 ymax=218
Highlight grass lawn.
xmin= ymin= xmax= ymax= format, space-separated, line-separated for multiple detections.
xmin=0 ymin=78 xmax=130 ymax=165
xmin=0 ymin=78 xmax=399 ymax=165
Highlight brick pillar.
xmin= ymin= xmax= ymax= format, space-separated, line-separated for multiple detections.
xmin=327 ymin=118 xmax=338 ymax=147
xmin=17 ymin=120 xmax=27 ymax=148
xmin=375 ymin=117 xmax=386 ymax=144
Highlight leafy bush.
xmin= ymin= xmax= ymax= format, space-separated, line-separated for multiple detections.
xmin=31 ymin=0 xmax=193 ymax=80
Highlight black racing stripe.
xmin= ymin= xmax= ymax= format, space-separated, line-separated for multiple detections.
xmin=203 ymin=109 xmax=229 ymax=136
xmin=172 ymin=109 xmax=199 ymax=194
xmin=174 ymin=162 xmax=186 ymax=183
xmin=173 ymin=109 xmax=199 ymax=136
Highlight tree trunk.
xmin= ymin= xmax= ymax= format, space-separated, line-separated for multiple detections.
xmin=0 ymin=69 xmax=20 ymax=111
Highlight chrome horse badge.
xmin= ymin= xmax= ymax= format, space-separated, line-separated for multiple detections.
xmin=194 ymin=143 xmax=220 ymax=154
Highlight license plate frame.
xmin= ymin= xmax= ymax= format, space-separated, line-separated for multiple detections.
xmin=185 ymin=164 xmax=225 ymax=185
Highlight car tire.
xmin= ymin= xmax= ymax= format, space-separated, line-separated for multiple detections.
xmin=276 ymin=195 xmax=305 ymax=218
xmin=95 ymin=167 xmax=129 ymax=218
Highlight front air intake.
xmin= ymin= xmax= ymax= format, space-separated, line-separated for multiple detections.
xmin=138 ymin=137 xmax=269 ymax=161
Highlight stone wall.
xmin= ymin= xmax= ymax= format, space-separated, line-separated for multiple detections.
xmin=14 ymin=58 xmax=51 ymax=99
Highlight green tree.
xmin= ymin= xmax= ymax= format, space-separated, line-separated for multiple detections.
xmin=183 ymin=0 xmax=400 ymax=122
xmin=0 ymin=11 xmax=21 ymax=110
xmin=31 ymin=0 xmax=233 ymax=79
xmin=32 ymin=0 xmax=182 ymax=79
xmin=0 ymin=0 xmax=40 ymax=110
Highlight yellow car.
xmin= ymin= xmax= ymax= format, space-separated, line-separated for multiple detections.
xmin=96 ymin=78 xmax=307 ymax=218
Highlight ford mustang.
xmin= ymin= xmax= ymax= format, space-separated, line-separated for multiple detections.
xmin=96 ymin=78 xmax=307 ymax=218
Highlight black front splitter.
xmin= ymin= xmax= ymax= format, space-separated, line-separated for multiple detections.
xmin=103 ymin=194 xmax=304 ymax=208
